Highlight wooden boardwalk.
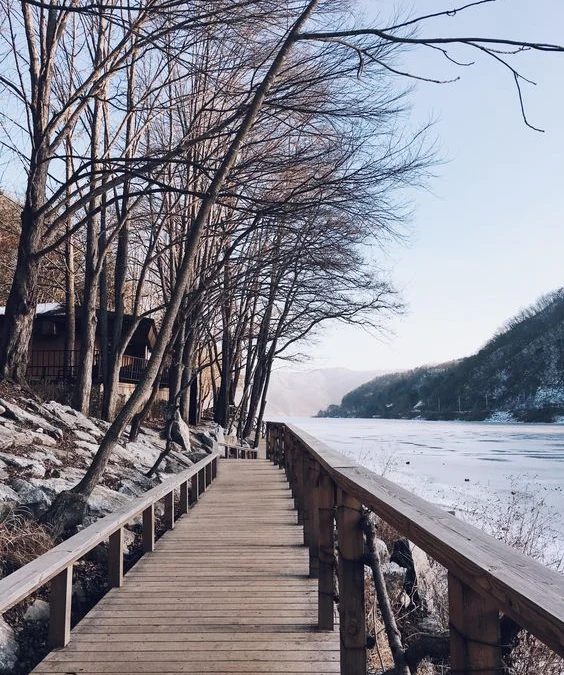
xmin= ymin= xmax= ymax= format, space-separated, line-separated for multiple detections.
xmin=33 ymin=460 xmax=339 ymax=674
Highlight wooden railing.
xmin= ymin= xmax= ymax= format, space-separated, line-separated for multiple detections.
xmin=0 ymin=451 xmax=219 ymax=649
xmin=266 ymin=422 xmax=564 ymax=675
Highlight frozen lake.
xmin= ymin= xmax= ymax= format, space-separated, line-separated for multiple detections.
xmin=285 ymin=417 xmax=564 ymax=554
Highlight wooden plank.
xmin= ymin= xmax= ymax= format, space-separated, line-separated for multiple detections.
xmin=163 ymin=491 xmax=174 ymax=530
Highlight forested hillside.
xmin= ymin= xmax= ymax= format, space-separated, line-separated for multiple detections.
xmin=319 ymin=289 xmax=564 ymax=422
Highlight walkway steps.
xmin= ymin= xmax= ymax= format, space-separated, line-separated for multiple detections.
xmin=32 ymin=460 xmax=339 ymax=674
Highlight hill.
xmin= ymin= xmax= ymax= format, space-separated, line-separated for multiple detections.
xmin=265 ymin=367 xmax=383 ymax=417
xmin=318 ymin=288 xmax=564 ymax=422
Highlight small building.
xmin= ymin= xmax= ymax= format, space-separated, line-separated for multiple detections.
xmin=0 ymin=303 xmax=160 ymax=386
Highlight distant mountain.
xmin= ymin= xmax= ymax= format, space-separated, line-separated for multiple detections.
xmin=265 ymin=367 xmax=382 ymax=418
xmin=318 ymin=288 xmax=564 ymax=423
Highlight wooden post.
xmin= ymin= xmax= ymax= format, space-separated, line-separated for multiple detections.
xmin=142 ymin=504 xmax=155 ymax=553
xmin=164 ymin=490 xmax=175 ymax=530
xmin=302 ymin=451 xmax=311 ymax=546
xmin=449 ymin=573 xmax=502 ymax=675
xmin=205 ymin=462 xmax=212 ymax=487
xmin=108 ymin=527 xmax=124 ymax=588
xmin=211 ymin=456 xmax=217 ymax=480
xmin=336 ymin=489 xmax=366 ymax=675
xmin=318 ymin=471 xmax=335 ymax=630
xmin=49 ymin=566 xmax=73 ymax=648
xmin=308 ymin=458 xmax=320 ymax=578
xmin=179 ymin=481 xmax=189 ymax=515
xmin=199 ymin=468 xmax=206 ymax=494
xmin=191 ymin=473 xmax=199 ymax=504
xmin=296 ymin=440 xmax=304 ymax=526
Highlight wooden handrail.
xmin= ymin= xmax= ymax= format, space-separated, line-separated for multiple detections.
xmin=0 ymin=451 xmax=219 ymax=645
xmin=266 ymin=421 xmax=564 ymax=675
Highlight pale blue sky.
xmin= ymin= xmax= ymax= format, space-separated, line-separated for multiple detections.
xmin=304 ymin=0 xmax=564 ymax=372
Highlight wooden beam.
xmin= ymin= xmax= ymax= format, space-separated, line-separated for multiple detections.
xmin=179 ymin=481 xmax=189 ymax=515
xmin=449 ymin=572 xmax=502 ymax=675
xmin=190 ymin=473 xmax=199 ymax=504
xmin=108 ymin=528 xmax=124 ymax=588
xmin=308 ymin=457 xmax=320 ymax=578
xmin=48 ymin=566 xmax=72 ymax=648
xmin=164 ymin=491 xmax=175 ymax=530
xmin=336 ymin=488 xmax=366 ymax=675
xmin=318 ymin=471 xmax=335 ymax=631
xmin=142 ymin=504 xmax=155 ymax=553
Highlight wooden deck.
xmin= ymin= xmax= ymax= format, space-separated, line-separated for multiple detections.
xmin=32 ymin=460 xmax=339 ymax=674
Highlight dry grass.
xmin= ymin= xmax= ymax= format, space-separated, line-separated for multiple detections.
xmin=0 ymin=508 xmax=54 ymax=578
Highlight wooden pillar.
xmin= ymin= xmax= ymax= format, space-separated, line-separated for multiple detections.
xmin=164 ymin=490 xmax=175 ymax=530
xmin=336 ymin=489 xmax=366 ymax=675
xmin=448 ymin=573 xmax=502 ymax=675
xmin=49 ymin=566 xmax=73 ymax=648
xmin=318 ymin=471 xmax=335 ymax=630
xmin=142 ymin=504 xmax=155 ymax=553
xmin=308 ymin=458 xmax=320 ymax=578
xmin=179 ymin=481 xmax=189 ymax=515
xmin=211 ymin=456 xmax=218 ymax=480
xmin=108 ymin=527 xmax=124 ymax=588
xmin=296 ymin=441 xmax=305 ymax=526
xmin=302 ymin=451 xmax=311 ymax=546
xmin=191 ymin=473 xmax=199 ymax=504
xmin=199 ymin=468 xmax=206 ymax=494
xmin=205 ymin=462 xmax=212 ymax=487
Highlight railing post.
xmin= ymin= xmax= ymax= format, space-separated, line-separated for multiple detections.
xmin=142 ymin=504 xmax=155 ymax=553
xmin=448 ymin=573 xmax=502 ymax=675
xmin=211 ymin=456 xmax=218 ymax=480
xmin=199 ymin=467 xmax=206 ymax=494
xmin=205 ymin=461 xmax=212 ymax=487
xmin=191 ymin=473 xmax=199 ymax=504
xmin=295 ymin=439 xmax=305 ymax=526
xmin=179 ymin=481 xmax=189 ymax=515
xmin=164 ymin=490 xmax=175 ymax=530
xmin=308 ymin=457 xmax=320 ymax=578
xmin=302 ymin=450 xmax=311 ymax=547
xmin=318 ymin=471 xmax=335 ymax=630
xmin=49 ymin=566 xmax=73 ymax=648
xmin=108 ymin=527 xmax=124 ymax=588
xmin=336 ymin=488 xmax=366 ymax=675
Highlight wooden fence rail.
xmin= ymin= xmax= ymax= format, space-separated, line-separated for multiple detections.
xmin=265 ymin=422 xmax=564 ymax=675
xmin=0 ymin=451 xmax=219 ymax=649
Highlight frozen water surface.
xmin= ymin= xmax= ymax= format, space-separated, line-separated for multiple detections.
xmin=285 ymin=418 xmax=564 ymax=548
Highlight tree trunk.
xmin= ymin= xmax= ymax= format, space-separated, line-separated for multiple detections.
xmin=42 ymin=0 xmax=321 ymax=535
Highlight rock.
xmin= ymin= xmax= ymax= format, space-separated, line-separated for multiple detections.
xmin=29 ymin=448 xmax=63 ymax=467
xmin=0 ymin=618 xmax=19 ymax=673
xmin=0 ymin=452 xmax=45 ymax=477
xmin=122 ymin=528 xmax=136 ymax=553
xmin=23 ymin=599 xmax=50 ymax=623
xmin=0 ymin=483 xmax=20 ymax=504
xmin=42 ymin=401 xmax=102 ymax=436
xmin=118 ymin=440 xmax=161 ymax=470
xmin=0 ymin=405 xmax=6 ymax=416
xmin=0 ymin=428 xmax=14 ymax=452
xmin=195 ymin=431 xmax=214 ymax=450
xmin=74 ymin=429 xmax=99 ymax=444
xmin=10 ymin=478 xmax=52 ymax=515
xmin=165 ymin=450 xmax=194 ymax=473
xmin=381 ymin=561 xmax=408 ymax=606
xmin=0 ymin=398 xmax=63 ymax=440
xmin=390 ymin=538 xmax=434 ymax=611
xmin=170 ymin=412 xmax=191 ymax=453
xmin=86 ymin=485 xmax=130 ymax=520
